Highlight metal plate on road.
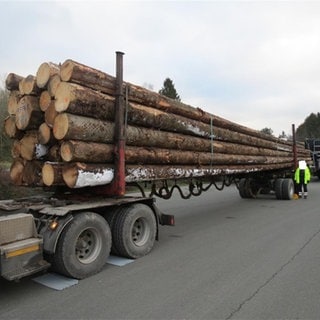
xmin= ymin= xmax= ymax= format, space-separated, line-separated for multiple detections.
xmin=32 ymin=273 xmax=78 ymax=290
xmin=107 ymin=255 xmax=135 ymax=266
xmin=32 ymin=256 xmax=134 ymax=290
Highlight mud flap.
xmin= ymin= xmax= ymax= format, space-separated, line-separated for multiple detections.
xmin=0 ymin=237 xmax=50 ymax=281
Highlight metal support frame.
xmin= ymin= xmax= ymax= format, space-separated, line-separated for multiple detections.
xmin=95 ymin=51 xmax=126 ymax=197
xmin=292 ymin=123 xmax=297 ymax=169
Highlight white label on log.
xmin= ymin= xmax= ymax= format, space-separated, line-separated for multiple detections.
xmin=75 ymin=168 xmax=114 ymax=188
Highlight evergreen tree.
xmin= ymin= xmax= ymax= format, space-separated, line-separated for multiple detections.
xmin=296 ymin=112 xmax=320 ymax=140
xmin=260 ymin=127 xmax=273 ymax=136
xmin=158 ymin=78 xmax=181 ymax=101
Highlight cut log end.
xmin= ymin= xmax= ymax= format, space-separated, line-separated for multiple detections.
xmin=62 ymin=165 xmax=78 ymax=188
xmin=53 ymin=113 xmax=69 ymax=140
xmin=60 ymin=60 xmax=74 ymax=82
xmin=60 ymin=141 xmax=73 ymax=162
xmin=42 ymin=163 xmax=55 ymax=186
xmin=36 ymin=62 xmax=60 ymax=88
xmin=48 ymin=74 xmax=61 ymax=97
xmin=10 ymin=158 xmax=25 ymax=185
xmin=38 ymin=122 xmax=51 ymax=144
xmin=39 ymin=91 xmax=52 ymax=111
xmin=54 ymin=82 xmax=73 ymax=112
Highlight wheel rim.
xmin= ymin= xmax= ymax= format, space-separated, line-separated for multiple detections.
xmin=75 ymin=228 xmax=102 ymax=264
xmin=131 ymin=218 xmax=150 ymax=247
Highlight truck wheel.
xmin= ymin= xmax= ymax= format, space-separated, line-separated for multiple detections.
xmin=112 ymin=204 xmax=157 ymax=259
xmin=281 ymin=178 xmax=294 ymax=200
xmin=105 ymin=208 xmax=120 ymax=256
xmin=275 ymin=178 xmax=284 ymax=199
xmin=239 ymin=178 xmax=249 ymax=198
xmin=239 ymin=178 xmax=258 ymax=198
xmin=53 ymin=212 xmax=111 ymax=279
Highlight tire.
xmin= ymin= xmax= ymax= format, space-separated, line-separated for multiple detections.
xmin=105 ymin=208 xmax=120 ymax=256
xmin=238 ymin=178 xmax=258 ymax=199
xmin=275 ymin=178 xmax=284 ymax=200
xmin=281 ymin=178 xmax=294 ymax=200
xmin=53 ymin=212 xmax=111 ymax=279
xmin=112 ymin=204 xmax=157 ymax=259
xmin=239 ymin=178 xmax=249 ymax=198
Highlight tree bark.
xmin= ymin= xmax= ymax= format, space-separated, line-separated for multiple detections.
xmin=59 ymin=161 xmax=293 ymax=189
xmin=59 ymin=59 xmax=291 ymax=147
xmin=36 ymin=62 xmax=60 ymax=88
xmin=22 ymin=161 xmax=43 ymax=186
xmin=54 ymin=81 xmax=115 ymax=118
xmin=124 ymin=163 xmax=294 ymax=182
xmin=62 ymin=162 xmax=114 ymax=188
xmin=53 ymin=113 xmax=292 ymax=155
xmin=60 ymin=140 xmax=293 ymax=165
xmin=60 ymin=59 xmax=115 ymax=95
xmin=6 ymin=73 xmax=23 ymax=91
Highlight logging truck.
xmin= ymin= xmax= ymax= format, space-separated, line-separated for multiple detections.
xmin=0 ymin=52 xmax=310 ymax=281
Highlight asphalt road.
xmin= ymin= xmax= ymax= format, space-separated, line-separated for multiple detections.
xmin=1 ymin=180 xmax=320 ymax=320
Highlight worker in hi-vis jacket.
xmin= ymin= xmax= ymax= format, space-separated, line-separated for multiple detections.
xmin=294 ymin=160 xmax=311 ymax=199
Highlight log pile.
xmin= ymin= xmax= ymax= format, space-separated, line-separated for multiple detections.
xmin=4 ymin=59 xmax=310 ymax=190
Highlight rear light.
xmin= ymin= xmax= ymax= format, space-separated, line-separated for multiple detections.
xmin=160 ymin=214 xmax=175 ymax=226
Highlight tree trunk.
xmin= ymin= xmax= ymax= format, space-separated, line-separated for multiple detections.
xmin=62 ymin=162 xmax=114 ymax=188
xmin=4 ymin=116 xmax=23 ymax=139
xmin=54 ymin=81 xmax=115 ymax=119
xmin=6 ymin=73 xmax=23 ymax=91
xmin=47 ymin=145 xmax=62 ymax=162
xmin=42 ymin=162 xmax=64 ymax=186
xmin=10 ymin=158 xmax=26 ymax=186
xmin=45 ymin=100 xmax=58 ymax=127
xmin=53 ymin=113 xmax=292 ymax=155
xmin=59 ymin=161 xmax=293 ymax=189
xmin=47 ymin=74 xmax=61 ymax=97
xmin=124 ymin=163 xmax=294 ymax=182
xmin=59 ymin=59 xmax=291 ymax=147
xmin=7 ymin=90 xmax=22 ymax=115
xmin=60 ymin=59 xmax=115 ymax=95
xmin=11 ymin=140 xmax=21 ymax=158
xmin=36 ymin=62 xmax=60 ymax=88
xmin=39 ymin=91 xmax=52 ymax=111
xmin=20 ymin=131 xmax=48 ymax=161
xmin=39 ymin=122 xmax=56 ymax=145
xmin=19 ymin=75 xmax=41 ymax=95
xmin=15 ymin=95 xmax=43 ymax=130
xmin=60 ymin=139 xmax=293 ymax=165
xmin=23 ymin=161 xmax=43 ymax=186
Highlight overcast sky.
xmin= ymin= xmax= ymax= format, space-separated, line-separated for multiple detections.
xmin=1 ymin=0 xmax=320 ymax=137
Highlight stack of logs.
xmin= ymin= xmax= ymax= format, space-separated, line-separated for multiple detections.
xmin=4 ymin=59 xmax=310 ymax=190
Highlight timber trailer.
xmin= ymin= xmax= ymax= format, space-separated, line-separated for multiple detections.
xmin=0 ymin=53 xmax=300 ymax=281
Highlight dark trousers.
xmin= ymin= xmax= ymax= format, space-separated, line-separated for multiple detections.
xmin=298 ymin=183 xmax=308 ymax=195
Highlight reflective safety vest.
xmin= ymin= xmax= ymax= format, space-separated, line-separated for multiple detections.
xmin=294 ymin=167 xmax=311 ymax=184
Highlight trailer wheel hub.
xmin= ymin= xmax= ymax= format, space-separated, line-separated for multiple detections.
xmin=76 ymin=228 xmax=102 ymax=264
